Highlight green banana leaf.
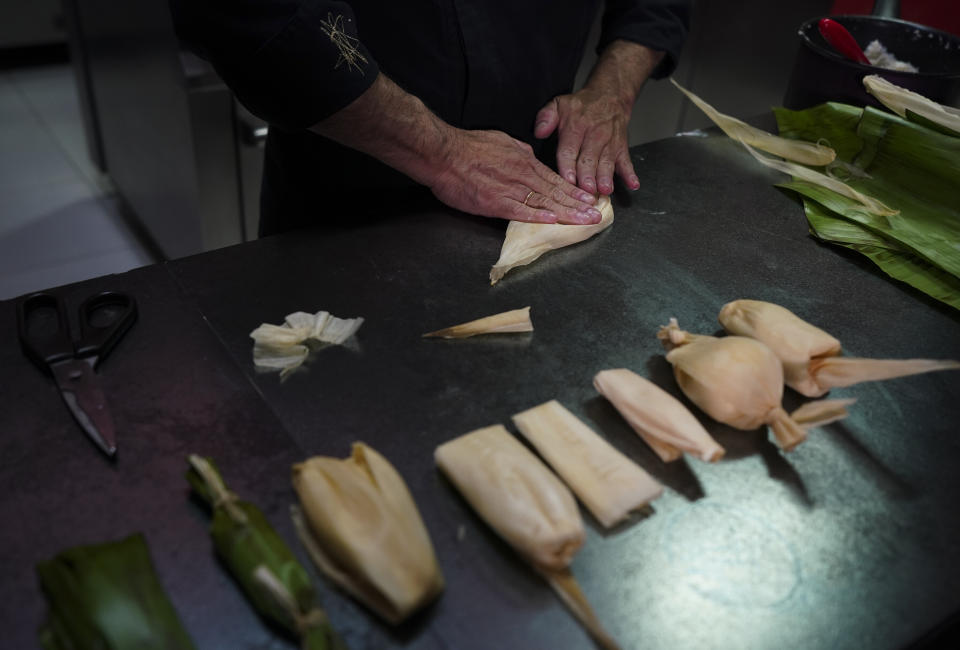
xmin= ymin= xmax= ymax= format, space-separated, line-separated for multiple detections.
xmin=36 ymin=533 xmax=197 ymax=650
xmin=774 ymin=102 xmax=960 ymax=309
xmin=186 ymin=455 xmax=347 ymax=650
xmin=800 ymin=196 xmax=960 ymax=310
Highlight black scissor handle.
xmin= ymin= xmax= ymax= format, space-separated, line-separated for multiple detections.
xmin=16 ymin=292 xmax=75 ymax=372
xmin=75 ymin=291 xmax=138 ymax=363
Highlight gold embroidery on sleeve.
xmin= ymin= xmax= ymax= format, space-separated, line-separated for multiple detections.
xmin=320 ymin=13 xmax=368 ymax=75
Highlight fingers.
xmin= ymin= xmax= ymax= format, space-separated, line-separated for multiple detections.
xmin=534 ymin=100 xmax=560 ymax=139
xmin=514 ymin=188 xmax=602 ymax=225
xmin=616 ymin=150 xmax=640 ymax=191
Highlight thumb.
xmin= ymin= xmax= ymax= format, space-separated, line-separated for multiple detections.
xmin=534 ymin=99 xmax=559 ymax=139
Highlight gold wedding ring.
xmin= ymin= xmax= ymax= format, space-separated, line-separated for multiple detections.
xmin=522 ymin=190 xmax=535 ymax=206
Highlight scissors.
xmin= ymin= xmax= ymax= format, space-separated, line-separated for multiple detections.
xmin=16 ymin=290 xmax=137 ymax=457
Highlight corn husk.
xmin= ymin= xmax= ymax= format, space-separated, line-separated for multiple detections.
xmin=593 ymin=368 xmax=724 ymax=463
xmin=291 ymin=443 xmax=443 ymax=625
xmin=670 ymin=78 xmax=836 ymax=165
xmin=718 ymin=299 xmax=960 ymax=397
xmin=36 ymin=534 xmax=197 ymax=650
xmin=250 ymin=310 xmax=364 ymax=377
xmin=657 ymin=318 xmax=827 ymax=451
xmin=863 ymin=74 xmax=960 ymax=136
xmin=791 ymin=398 xmax=858 ymax=428
xmin=489 ymin=195 xmax=614 ymax=285
xmin=512 ymin=400 xmax=663 ymax=528
xmin=671 ymin=80 xmax=901 ymax=218
xmin=186 ymin=456 xmax=346 ymax=650
xmin=435 ymin=425 xmax=619 ymax=649
xmin=774 ymin=101 xmax=960 ymax=309
xmin=422 ymin=306 xmax=533 ymax=338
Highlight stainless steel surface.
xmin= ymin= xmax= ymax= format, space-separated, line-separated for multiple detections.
xmin=2 ymin=105 xmax=959 ymax=650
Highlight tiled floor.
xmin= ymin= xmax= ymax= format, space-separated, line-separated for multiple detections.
xmin=0 ymin=62 xmax=159 ymax=301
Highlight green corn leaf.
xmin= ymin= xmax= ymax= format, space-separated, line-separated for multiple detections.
xmin=186 ymin=455 xmax=347 ymax=650
xmin=774 ymin=101 xmax=960 ymax=309
xmin=36 ymin=533 xmax=197 ymax=650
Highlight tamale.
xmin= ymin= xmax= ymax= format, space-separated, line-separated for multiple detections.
xmin=435 ymin=425 xmax=620 ymax=650
xmin=489 ymin=195 xmax=614 ymax=285
xmin=422 ymin=306 xmax=533 ymax=338
xmin=186 ymin=455 xmax=346 ymax=650
xmin=512 ymin=399 xmax=663 ymax=528
xmin=291 ymin=443 xmax=444 ymax=625
xmin=594 ymin=368 xmax=725 ymax=463
xmin=718 ymin=299 xmax=960 ymax=397
xmin=36 ymin=533 xmax=197 ymax=650
xmin=657 ymin=318 xmax=820 ymax=451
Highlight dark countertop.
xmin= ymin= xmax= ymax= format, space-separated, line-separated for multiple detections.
xmin=2 ymin=128 xmax=959 ymax=650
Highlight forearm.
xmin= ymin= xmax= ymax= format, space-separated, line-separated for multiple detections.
xmin=308 ymin=73 xmax=453 ymax=187
xmin=584 ymin=40 xmax=665 ymax=112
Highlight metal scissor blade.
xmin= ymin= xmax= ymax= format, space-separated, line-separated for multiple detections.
xmin=50 ymin=358 xmax=117 ymax=456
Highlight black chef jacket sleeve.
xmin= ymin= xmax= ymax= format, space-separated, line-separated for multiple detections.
xmin=599 ymin=0 xmax=692 ymax=79
xmin=169 ymin=0 xmax=379 ymax=130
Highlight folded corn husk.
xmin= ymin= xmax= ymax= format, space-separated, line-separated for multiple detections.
xmin=250 ymin=310 xmax=364 ymax=378
xmin=435 ymin=425 xmax=619 ymax=649
xmin=186 ymin=456 xmax=346 ymax=650
xmin=36 ymin=533 xmax=197 ymax=650
xmin=489 ymin=195 xmax=614 ymax=285
xmin=718 ymin=299 xmax=960 ymax=397
xmin=658 ymin=318 xmax=838 ymax=451
xmin=863 ymin=74 xmax=960 ymax=136
xmin=670 ymin=79 xmax=836 ymax=165
xmin=291 ymin=443 xmax=443 ymax=625
xmin=593 ymin=368 xmax=724 ymax=463
xmin=512 ymin=400 xmax=663 ymax=528
xmin=422 ymin=306 xmax=533 ymax=338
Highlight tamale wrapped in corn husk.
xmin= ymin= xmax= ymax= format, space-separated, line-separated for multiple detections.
xmin=291 ymin=443 xmax=444 ymax=625
xmin=36 ymin=533 xmax=197 ymax=650
xmin=593 ymin=368 xmax=725 ymax=463
xmin=186 ymin=455 xmax=346 ymax=650
xmin=489 ymin=195 xmax=614 ymax=285
xmin=422 ymin=306 xmax=533 ymax=338
xmin=436 ymin=425 xmax=620 ymax=650
xmin=718 ymin=299 xmax=960 ymax=397
xmin=512 ymin=400 xmax=663 ymax=528
xmin=658 ymin=318 xmax=843 ymax=451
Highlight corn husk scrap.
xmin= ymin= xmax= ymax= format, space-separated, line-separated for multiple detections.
xmin=512 ymin=400 xmax=663 ymax=528
xmin=490 ymin=195 xmax=614 ymax=285
xmin=863 ymin=74 xmax=960 ymax=136
xmin=718 ymin=299 xmax=960 ymax=397
xmin=593 ymin=368 xmax=724 ymax=463
xmin=670 ymin=79 xmax=836 ymax=165
xmin=422 ymin=306 xmax=532 ymax=338
xmin=435 ymin=425 xmax=620 ymax=649
xmin=186 ymin=455 xmax=346 ymax=650
xmin=791 ymin=398 xmax=857 ymax=429
xmin=250 ymin=310 xmax=364 ymax=377
xmin=36 ymin=534 xmax=197 ymax=650
xmin=291 ymin=443 xmax=444 ymax=624
xmin=657 ymin=318 xmax=843 ymax=451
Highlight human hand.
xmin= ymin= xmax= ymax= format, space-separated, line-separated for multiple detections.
xmin=534 ymin=88 xmax=638 ymax=196
xmin=427 ymin=128 xmax=603 ymax=225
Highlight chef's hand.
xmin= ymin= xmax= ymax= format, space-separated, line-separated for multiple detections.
xmin=428 ymin=128 xmax=602 ymax=225
xmin=534 ymin=40 xmax=665 ymax=196
xmin=310 ymin=73 xmax=599 ymax=225
xmin=534 ymin=88 xmax=636 ymax=196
